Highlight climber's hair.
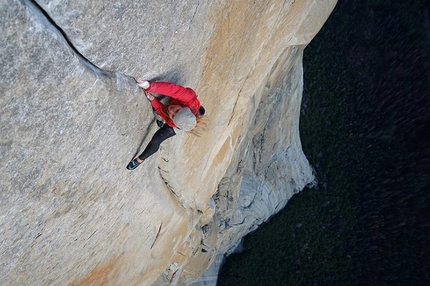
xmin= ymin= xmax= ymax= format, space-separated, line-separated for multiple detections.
xmin=189 ymin=115 xmax=209 ymax=137
xmin=161 ymin=103 xmax=173 ymax=124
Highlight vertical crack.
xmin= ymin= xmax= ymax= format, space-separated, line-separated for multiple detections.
xmin=22 ymin=0 xmax=116 ymax=78
xmin=150 ymin=223 xmax=163 ymax=249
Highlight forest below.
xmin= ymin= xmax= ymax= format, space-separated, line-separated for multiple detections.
xmin=218 ymin=0 xmax=430 ymax=285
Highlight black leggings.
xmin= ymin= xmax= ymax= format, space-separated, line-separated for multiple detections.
xmin=137 ymin=124 xmax=176 ymax=161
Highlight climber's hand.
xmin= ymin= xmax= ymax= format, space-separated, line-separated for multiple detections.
xmin=134 ymin=77 xmax=144 ymax=84
xmin=134 ymin=78 xmax=150 ymax=89
xmin=146 ymin=93 xmax=155 ymax=101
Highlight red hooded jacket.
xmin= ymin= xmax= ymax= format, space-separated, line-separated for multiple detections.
xmin=147 ymin=82 xmax=201 ymax=128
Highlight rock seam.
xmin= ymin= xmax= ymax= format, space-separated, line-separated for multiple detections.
xmin=23 ymin=0 xmax=117 ymax=79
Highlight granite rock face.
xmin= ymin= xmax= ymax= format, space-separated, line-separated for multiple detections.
xmin=0 ymin=0 xmax=336 ymax=285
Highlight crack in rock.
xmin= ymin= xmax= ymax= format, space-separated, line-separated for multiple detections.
xmin=23 ymin=0 xmax=117 ymax=79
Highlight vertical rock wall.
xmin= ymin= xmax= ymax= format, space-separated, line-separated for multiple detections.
xmin=0 ymin=0 xmax=336 ymax=285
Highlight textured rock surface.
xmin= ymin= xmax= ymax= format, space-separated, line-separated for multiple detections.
xmin=0 ymin=0 xmax=336 ymax=285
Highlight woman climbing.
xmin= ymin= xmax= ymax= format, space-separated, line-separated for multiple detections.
xmin=126 ymin=79 xmax=207 ymax=170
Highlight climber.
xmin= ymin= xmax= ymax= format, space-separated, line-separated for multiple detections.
xmin=126 ymin=79 xmax=207 ymax=170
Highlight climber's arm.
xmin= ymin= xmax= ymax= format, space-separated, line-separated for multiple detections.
xmin=147 ymin=82 xmax=197 ymax=102
xmin=149 ymin=97 xmax=164 ymax=116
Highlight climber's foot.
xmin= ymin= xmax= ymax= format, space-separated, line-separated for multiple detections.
xmin=126 ymin=158 xmax=143 ymax=170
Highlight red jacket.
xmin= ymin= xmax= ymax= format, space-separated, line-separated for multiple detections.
xmin=147 ymin=82 xmax=201 ymax=128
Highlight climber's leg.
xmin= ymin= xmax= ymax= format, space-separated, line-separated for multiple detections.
xmin=137 ymin=125 xmax=176 ymax=161
xmin=126 ymin=125 xmax=176 ymax=170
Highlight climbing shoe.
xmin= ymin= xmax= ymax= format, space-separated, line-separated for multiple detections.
xmin=126 ymin=159 xmax=141 ymax=170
